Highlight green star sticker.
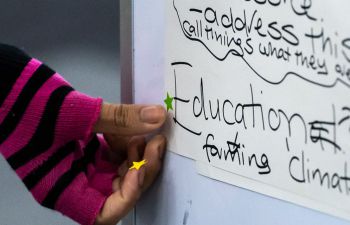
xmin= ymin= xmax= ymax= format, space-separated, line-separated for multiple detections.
xmin=164 ymin=92 xmax=174 ymax=111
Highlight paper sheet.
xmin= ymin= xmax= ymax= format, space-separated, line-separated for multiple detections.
xmin=164 ymin=0 xmax=350 ymax=220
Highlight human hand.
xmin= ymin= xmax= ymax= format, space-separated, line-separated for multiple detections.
xmin=93 ymin=103 xmax=167 ymax=225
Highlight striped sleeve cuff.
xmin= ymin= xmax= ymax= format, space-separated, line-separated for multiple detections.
xmin=57 ymin=89 xmax=103 ymax=143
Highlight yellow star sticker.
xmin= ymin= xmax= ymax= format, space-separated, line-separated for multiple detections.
xmin=129 ymin=159 xmax=147 ymax=170
xmin=164 ymin=92 xmax=174 ymax=111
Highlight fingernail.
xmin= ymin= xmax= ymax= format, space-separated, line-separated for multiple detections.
xmin=138 ymin=167 xmax=145 ymax=186
xmin=140 ymin=106 xmax=164 ymax=124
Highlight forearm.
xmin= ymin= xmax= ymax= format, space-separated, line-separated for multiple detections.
xmin=0 ymin=44 xmax=110 ymax=225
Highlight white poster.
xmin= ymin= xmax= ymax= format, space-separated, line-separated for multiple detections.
xmin=165 ymin=0 xmax=350 ymax=220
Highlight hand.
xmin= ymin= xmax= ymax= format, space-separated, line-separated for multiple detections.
xmin=93 ymin=103 xmax=167 ymax=225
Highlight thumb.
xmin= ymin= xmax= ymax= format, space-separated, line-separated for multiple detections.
xmin=94 ymin=103 xmax=166 ymax=136
xmin=95 ymin=167 xmax=145 ymax=225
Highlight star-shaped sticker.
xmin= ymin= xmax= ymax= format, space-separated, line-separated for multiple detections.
xmin=129 ymin=159 xmax=147 ymax=170
xmin=164 ymin=92 xmax=174 ymax=111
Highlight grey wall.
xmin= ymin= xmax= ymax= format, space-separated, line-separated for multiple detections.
xmin=0 ymin=1 xmax=120 ymax=224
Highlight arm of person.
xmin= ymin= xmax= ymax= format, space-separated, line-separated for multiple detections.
xmin=0 ymin=44 xmax=167 ymax=225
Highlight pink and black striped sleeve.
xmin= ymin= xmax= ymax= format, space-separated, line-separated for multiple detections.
xmin=0 ymin=44 xmax=118 ymax=225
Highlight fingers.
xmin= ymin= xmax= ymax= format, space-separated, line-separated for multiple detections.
xmin=127 ymin=136 xmax=146 ymax=166
xmin=95 ymin=168 xmax=145 ymax=225
xmin=95 ymin=135 xmax=167 ymax=225
xmin=142 ymin=135 xmax=166 ymax=191
xmin=103 ymin=134 xmax=130 ymax=153
xmin=93 ymin=102 xmax=167 ymax=225
xmin=94 ymin=103 xmax=166 ymax=136
xmin=103 ymin=134 xmax=129 ymax=164
xmin=116 ymin=135 xmax=166 ymax=191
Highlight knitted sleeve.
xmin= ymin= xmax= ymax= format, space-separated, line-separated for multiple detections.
xmin=0 ymin=44 xmax=117 ymax=225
